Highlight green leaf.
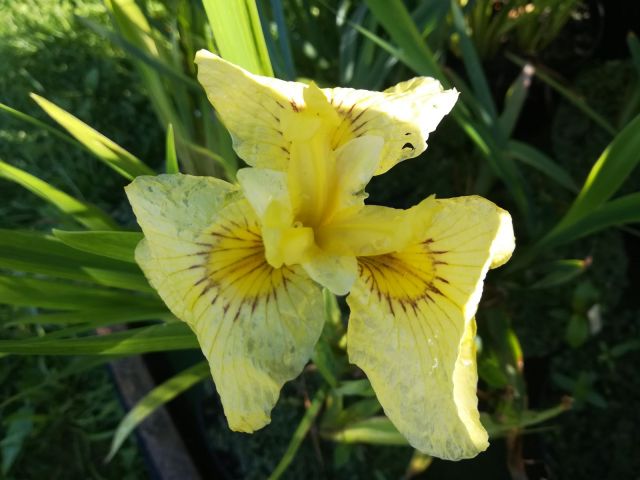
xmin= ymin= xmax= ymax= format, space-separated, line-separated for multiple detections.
xmin=53 ymin=230 xmax=142 ymax=263
xmin=0 ymin=274 xmax=160 ymax=310
xmin=107 ymin=362 xmax=210 ymax=460
xmin=0 ymin=229 xmax=139 ymax=283
xmin=537 ymin=113 xmax=640 ymax=250
xmin=0 ymin=101 xmax=85 ymax=150
xmin=103 ymin=0 xmax=201 ymax=174
xmin=508 ymin=140 xmax=578 ymax=193
xmin=83 ymin=268 xmax=153 ymax=293
xmin=359 ymin=2 xmax=530 ymax=219
xmin=480 ymin=401 xmax=571 ymax=438
xmin=566 ymin=313 xmax=590 ymax=348
xmin=0 ymin=323 xmax=197 ymax=355
xmin=268 ymin=388 xmax=326 ymax=480
xmin=31 ymin=94 xmax=154 ymax=179
xmin=530 ymin=259 xmax=589 ymax=289
xmin=202 ymin=0 xmax=273 ymax=76
xmin=324 ymin=416 xmax=408 ymax=446
xmin=264 ymin=0 xmax=296 ymax=80
xmin=506 ymin=53 xmax=617 ymax=136
xmin=499 ymin=64 xmax=534 ymax=137
xmin=363 ymin=0 xmax=442 ymax=78
xmin=165 ymin=124 xmax=179 ymax=174
xmin=0 ymin=160 xmax=117 ymax=231
xmin=627 ymin=32 xmax=640 ymax=80
xmin=450 ymin=0 xmax=497 ymax=120
xmin=326 ymin=402 xmax=570 ymax=447
xmin=333 ymin=380 xmax=375 ymax=397
xmin=7 ymin=305 xmax=172 ymax=327
xmin=0 ymin=357 xmax=114 ymax=410
xmin=334 ymin=398 xmax=382 ymax=426
xmin=562 ymin=114 xmax=640 ymax=225
xmin=1 ymin=406 xmax=34 ymax=475
xmin=77 ymin=16 xmax=201 ymax=92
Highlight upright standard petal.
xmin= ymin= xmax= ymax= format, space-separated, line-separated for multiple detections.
xmin=195 ymin=50 xmax=457 ymax=174
xmin=126 ymin=174 xmax=325 ymax=432
xmin=325 ymin=78 xmax=458 ymax=174
xmin=196 ymin=50 xmax=315 ymax=170
xmin=346 ymin=196 xmax=514 ymax=460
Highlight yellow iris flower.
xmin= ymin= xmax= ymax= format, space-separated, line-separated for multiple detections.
xmin=125 ymin=51 xmax=515 ymax=461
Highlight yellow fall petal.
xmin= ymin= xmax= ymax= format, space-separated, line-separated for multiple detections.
xmin=126 ymin=174 xmax=324 ymax=432
xmin=346 ymin=195 xmax=514 ymax=460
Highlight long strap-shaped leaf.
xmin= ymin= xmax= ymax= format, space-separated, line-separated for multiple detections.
xmin=203 ymin=0 xmax=273 ymax=76
xmin=0 ymin=160 xmax=117 ymax=230
xmin=106 ymin=362 xmax=210 ymax=460
xmin=0 ymin=323 xmax=197 ymax=355
xmin=565 ymin=113 xmax=640 ymax=221
xmin=506 ymin=53 xmax=617 ymax=136
xmin=53 ymin=230 xmax=142 ymax=263
xmin=31 ymin=94 xmax=154 ymax=180
xmin=0 ymin=274 xmax=160 ymax=310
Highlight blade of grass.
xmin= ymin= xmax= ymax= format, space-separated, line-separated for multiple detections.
xmin=106 ymin=362 xmax=210 ymax=460
xmin=0 ymin=160 xmax=117 ymax=231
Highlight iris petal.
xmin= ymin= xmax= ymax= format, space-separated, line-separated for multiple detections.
xmin=346 ymin=196 xmax=514 ymax=459
xmin=195 ymin=50 xmax=457 ymax=174
xmin=126 ymin=174 xmax=324 ymax=432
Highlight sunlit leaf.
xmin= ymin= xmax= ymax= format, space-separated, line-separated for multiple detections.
xmin=0 ymin=275 xmax=160 ymax=310
xmin=202 ymin=0 xmax=273 ymax=76
xmin=0 ymin=323 xmax=197 ymax=355
xmin=0 ymin=160 xmax=117 ymax=231
xmin=562 ymin=114 xmax=640 ymax=225
xmin=107 ymin=362 xmax=210 ymax=460
xmin=165 ymin=123 xmax=179 ymax=174
xmin=53 ymin=230 xmax=142 ymax=263
xmin=31 ymin=94 xmax=154 ymax=179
